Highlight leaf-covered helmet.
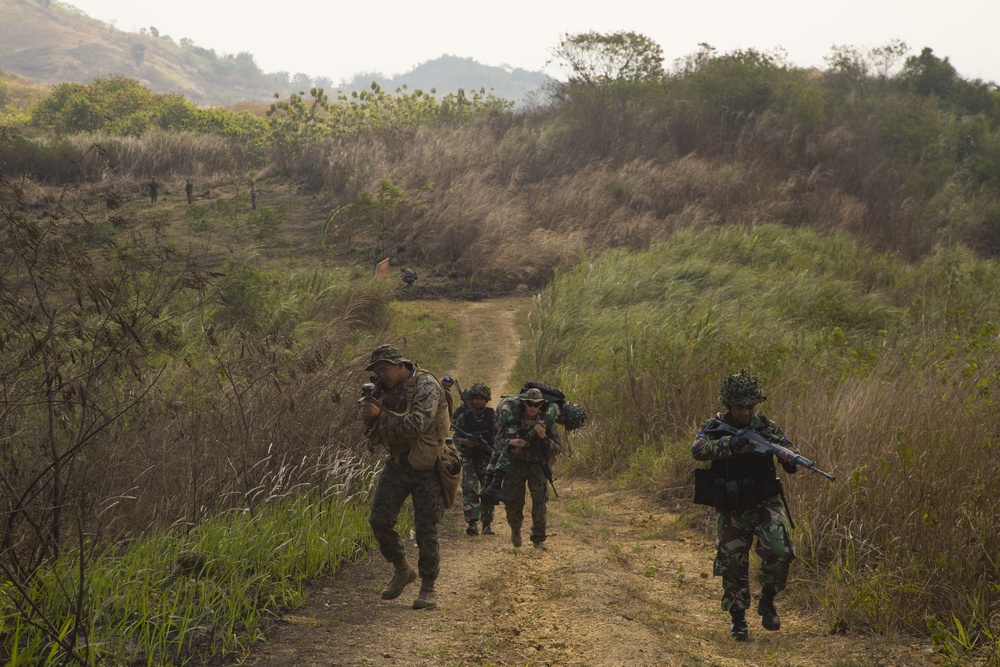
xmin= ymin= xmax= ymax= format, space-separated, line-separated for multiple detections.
xmin=718 ymin=370 xmax=767 ymax=406
xmin=469 ymin=383 xmax=491 ymax=401
xmin=561 ymin=402 xmax=587 ymax=431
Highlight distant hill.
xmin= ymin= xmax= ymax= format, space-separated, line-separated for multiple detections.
xmin=340 ymin=55 xmax=553 ymax=105
xmin=0 ymin=0 xmax=551 ymax=107
xmin=0 ymin=0 xmax=289 ymax=105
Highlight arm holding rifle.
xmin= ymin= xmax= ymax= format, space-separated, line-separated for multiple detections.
xmin=702 ymin=418 xmax=835 ymax=481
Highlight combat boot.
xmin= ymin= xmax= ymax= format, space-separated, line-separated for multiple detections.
xmin=412 ymin=579 xmax=437 ymax=610
xmin=730 ymin=608 xmax=749 ymax=641
xmin=510 ymin=525 xmax=522 ymax=548
xmin=380 ymin=558 xmax=417 ymax=600
xmin=466 ymin=520 xmax=479 ymax=536
xmin=480 ymin=472 xmax=511 ymax=504
xmin=481 ymin=521 xmax=495 ymax=535
xmin=758 ymin=590 xmax=781 ymax=631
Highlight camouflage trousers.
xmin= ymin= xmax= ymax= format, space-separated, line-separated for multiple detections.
xmin=502 ymin=458 xmax=549 ymax=545
xmin=369 ymin=456 xmax=445 ymax=580
xmin=713 ymin=495 xmax=795 ymax=612
xmin=461 ymin=454 xmax=495 ymax=526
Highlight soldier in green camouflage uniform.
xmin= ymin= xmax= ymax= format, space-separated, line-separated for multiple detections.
xmin=452 ymin=383 xmax=497 ymax=536
xmin=481 ymin=388 xmax=561 ymax=549
xmin=692 ymin=370 xmax=800 ymax=640
xmin=361 ymin=344 xmax=449 ymax=610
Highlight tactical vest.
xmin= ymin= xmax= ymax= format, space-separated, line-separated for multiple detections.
xmin=693 ymin=416 xmax=782 ymax=510
xmin=456 ymin=408 xmax=496 ymax=442
xmin=373 ymin=367 xmax=452 ymax=467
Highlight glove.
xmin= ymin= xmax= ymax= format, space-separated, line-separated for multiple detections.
xmin=728 ymin=435 xmax=751 ymax=456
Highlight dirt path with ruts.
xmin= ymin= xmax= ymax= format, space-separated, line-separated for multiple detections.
xmin=245 ymin=297 xmax=942 ymax=667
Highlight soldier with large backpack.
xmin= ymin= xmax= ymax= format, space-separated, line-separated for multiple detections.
xmin=480 ymin=387 xmax=561 ymax=549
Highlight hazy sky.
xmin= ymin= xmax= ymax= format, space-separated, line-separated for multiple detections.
xmin=66 ymin=0 xmax=1000 ymax=84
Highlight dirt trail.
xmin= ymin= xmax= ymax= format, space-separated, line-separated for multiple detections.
xmin=246 ymin=297 xmax=941 ymax=667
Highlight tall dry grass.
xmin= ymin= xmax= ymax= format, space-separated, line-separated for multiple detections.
xmin=515 ymin=226 xmax=1000 ymax=657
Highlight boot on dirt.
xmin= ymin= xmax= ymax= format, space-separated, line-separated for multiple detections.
xmin=510 ymin=525 xmax=522 ymax=548
xmin=480 ymin=472 xmax=511 ymax=504
xmin=481 ymin=522 xmax=495 ymax=535
xmin=466 ymin=520 xmax=479 ymax=536
xmin=757 ymin=590 xmax=781 ymax=631
xmin=380 ymin=558 xmax=417 ymax=600
xmin=412 ymin=579 xmax=437 ymax=610
xmin=730 ymin=608 xmax=749 ymax=641
xmin=532 ymin=541 xmax=548 ymax=551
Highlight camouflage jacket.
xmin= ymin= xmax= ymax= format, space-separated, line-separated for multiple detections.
xmin=495 ymin=396 xmax=562 ymax=460
xmin=692 ymin=412 xmax=795 ymax=475
xmin=364 ymin=366 xmax=444 ymax=454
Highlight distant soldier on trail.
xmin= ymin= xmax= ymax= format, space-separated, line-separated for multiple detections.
xmin=401 ymin=268 xmax=418 ymax=286
xmin=185 ymin=178 xmax=194 ymax=204
xmin=480 ymin=387 xmax=562 ymax=550
xmin=451 ymin=383 xmax=497 ymax=536
xmin=250 ymin=183 xmax=257 ymax=211
xmin=148 ymin=177 xmax=159 ymax=203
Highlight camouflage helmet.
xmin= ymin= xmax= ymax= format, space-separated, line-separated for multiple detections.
xmin=718 ymin=370 xmax=767 ymax=406
xmin=469 ymin=383 xmax=491 ymax=401
xmin=460 ymin=388 xmax=471 ymax=404
xmin=561 ymin=402 xmax=587 ymax=431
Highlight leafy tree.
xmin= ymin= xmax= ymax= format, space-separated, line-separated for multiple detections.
xmin=548 ymin=31 xmax=666 ymax=156
xmin=549 ymin=30 xmax=665 ymax=84
xmin=901 ymin=47 xmax=958 ymax=99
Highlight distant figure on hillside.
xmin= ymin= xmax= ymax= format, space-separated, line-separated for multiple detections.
xmin=691 ymin=370 xmax=800 ymax=642
xmin=401 ymin=268 xmax=417 ymax=286
xmin=148 ymin=178 xmax=159 ymax=203
xmin=185 ymin=178 xmax=194 ymax=204
xmin=250 ymin=183 xmax=257 ymax=211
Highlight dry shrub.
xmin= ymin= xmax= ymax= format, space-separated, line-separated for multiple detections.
xmin=786 ymin=363 xmax=1000 ymax=632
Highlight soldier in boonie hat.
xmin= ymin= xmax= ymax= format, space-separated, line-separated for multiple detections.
xmin=365 ymin=344 xmax=411 ymax=371
xmin=519 ymin=387 xmax=546 ymax=404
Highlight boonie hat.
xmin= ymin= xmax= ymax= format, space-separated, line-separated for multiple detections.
xmin=365 ymin=344 xmax=409 ymax=371
xmin=519 ymin=387 xmax=546 ymax=404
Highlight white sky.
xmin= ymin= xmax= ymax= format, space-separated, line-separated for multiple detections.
xmin=65 ymin=0 xmax=1000 ymax=85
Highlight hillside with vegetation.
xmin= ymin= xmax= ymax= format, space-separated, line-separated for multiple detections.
xmin=1 ymin=30 xmax=1000 ymax=665
xmin=0 ymin=0 xmax=551 ymax=107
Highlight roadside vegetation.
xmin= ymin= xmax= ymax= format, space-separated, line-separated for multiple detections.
xmin=2 ymin=29 xmax=1000 ymax=665
xmin=515 ymin=225 xmax=1000 ymax=662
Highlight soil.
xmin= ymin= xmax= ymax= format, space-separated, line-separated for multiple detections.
xmin=245 ymin=297 xmax=946 ymax=667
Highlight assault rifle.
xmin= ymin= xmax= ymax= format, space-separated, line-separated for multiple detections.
xmin=702 ymin=419 xmax=835 ymax=481
xmin=524 ymin=428 xmax=558 ymax=497
xmin=451 ymin=423 xmax=495 ymax=459
xmin=357 ymin=374 xmax=382 ymax=404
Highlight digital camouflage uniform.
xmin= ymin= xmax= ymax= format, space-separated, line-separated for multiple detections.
xmin=693 ymin=411 xmax=796 ymax=612
xmin=364 ymin=354 xmax=446 ymax=583
xmin=453 ymin=401 xmax=496 ymax=528
xmin=493 ymin=392 xmax=561 ymax=547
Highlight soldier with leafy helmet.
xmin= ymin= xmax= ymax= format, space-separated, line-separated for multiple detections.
xmin=451 ymin=382 xmax=497 ymax=536
xmin=692 ymin=370 xmax=801 ymax=641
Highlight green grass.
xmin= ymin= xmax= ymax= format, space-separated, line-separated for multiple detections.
xmin=0 ymin=467 xmax=382 ymax=666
